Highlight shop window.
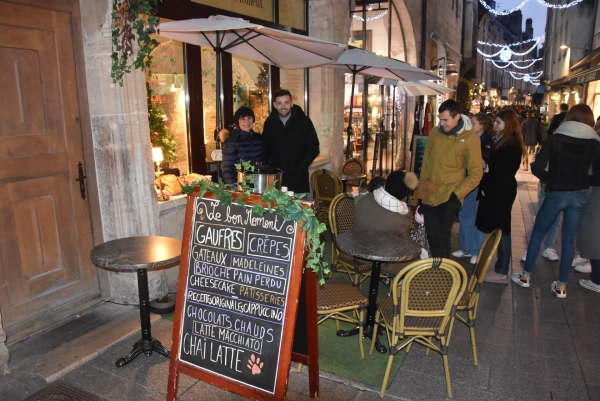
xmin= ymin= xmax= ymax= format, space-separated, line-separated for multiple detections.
xmin=201 ymin=47 xmax=218 ymax=153
xmin=279 ymin=0 xmax=306 ymax=31
xmin=147 ymin=33 xmax=190 ymax=174
xmin=279 ymin=68 xmax=306 ymax=111
xmin=232 ymin=55 xmax=270 ymax=133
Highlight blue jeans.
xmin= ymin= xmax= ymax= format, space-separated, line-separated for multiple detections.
xmin=538 ymin=190 xmax=561 ymax=249
xmin=591 ymin=259 xmax=600 ymax=285
xmin=524 ymin=190 xmax=589 ymax=283
xmin=458 ymin=189 xmax=482 ymax=255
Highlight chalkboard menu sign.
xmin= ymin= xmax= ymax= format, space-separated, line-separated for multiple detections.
xmin=410 ymin=135 xmax=428 ymax=179
xmin=167 ymin=190 xmax=307 ymax=401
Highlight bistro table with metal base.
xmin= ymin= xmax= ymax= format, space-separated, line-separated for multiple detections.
xmin=90 ymin=236 xmax=182 ymax=367
xmin=335 ymin=231 xmax=421 ymax=353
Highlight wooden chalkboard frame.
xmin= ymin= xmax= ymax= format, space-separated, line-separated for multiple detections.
xmin=166 ymin=188 xmax=309 ymax=401
xmin=410 ymin=135 xmax=428 ymax=179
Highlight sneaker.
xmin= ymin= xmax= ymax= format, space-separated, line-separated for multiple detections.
xmin=579 ymin=279 xmax=600 ymax=293
xmin=511 ymin=271 xmax=531 ymax=287
xmin=542 ymin=248 xmax=559 ymax=261
xmin=551 ymin=281 xmax=567 ymax=298
xmin=452 ymin=250 xmax=472 ymax=258
xmin=470 ymin=255 xmax=478 ymax=264
xmin=520 ymin=252 xmax=527 ymax=262
xmin=572 ymin=255 xmax=588 ymax=267
xmin=575 ymin=261 xmax=592 ymax=273
xmin=484 ymin=270 xmax=509 ymax=284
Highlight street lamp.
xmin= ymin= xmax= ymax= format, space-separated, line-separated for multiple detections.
xmin=560 ymin=44 xmax=589 ymax=52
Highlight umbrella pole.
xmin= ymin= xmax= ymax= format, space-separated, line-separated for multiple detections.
xmin=215 ymin=39 xmax=223 ymax=182
xmin=346 ymin=72 xmax=357 ymax=160
xmin=391 ymin=85 xmax=396 ymax=172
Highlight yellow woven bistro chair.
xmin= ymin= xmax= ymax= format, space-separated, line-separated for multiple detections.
xmin=316 ymin=276 xmax=368 ymax=358
xmin=329 ymin=193 xmax=372 ymax=287
xmin=310 ymin=169 xmax=343 ymax=228
xmin=455 ymin=228 xmax=502 ymax=366
xmin=371 ymin=258 xmax=467 ymax=398
xmin=339 ymin=158 xmax=367 ymax=189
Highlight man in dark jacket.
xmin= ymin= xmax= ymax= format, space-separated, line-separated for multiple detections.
xmin=262 ymin=89 xmax=320 ymax=194
xmin=521 ymin=112 xmax=541 ymax=171
xmin=546 ymin=103 xmax=568 ymax=137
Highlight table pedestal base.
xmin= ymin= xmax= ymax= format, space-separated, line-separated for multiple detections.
xmin=116 ymin=337 xmax=171 ymax=367
xmin=336 ymin=326 xmax=387 ymax=354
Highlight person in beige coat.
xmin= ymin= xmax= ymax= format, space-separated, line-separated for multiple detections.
xmin=417 ymin=100 xmax=483 ymax=257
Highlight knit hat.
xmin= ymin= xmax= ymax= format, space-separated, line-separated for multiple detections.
xmin=384 ymin=171 xmax=418 ymax=201
xmin=234 ymin=107 xmax=255 ymax=125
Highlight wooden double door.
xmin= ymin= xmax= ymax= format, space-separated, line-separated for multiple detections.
xmin=0 ymin=0 xmax=100 ymax=343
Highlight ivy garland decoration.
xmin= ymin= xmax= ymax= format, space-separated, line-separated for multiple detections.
xmin=180 ymin=162 xmax=329 ymax=284
xmin=111 ymin=0 xmax=160 ymax=86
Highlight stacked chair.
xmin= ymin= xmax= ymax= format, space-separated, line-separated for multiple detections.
xmin=371 ymin=258 xmax=467 ymax=398
xmin=456 ymin=228 xmax=502 ymax=366
xmin=329 ymin=193 xmax=371 ymax=287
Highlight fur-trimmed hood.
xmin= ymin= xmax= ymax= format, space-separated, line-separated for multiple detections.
xmin=554 ymin=121 xmax=600 ymax=141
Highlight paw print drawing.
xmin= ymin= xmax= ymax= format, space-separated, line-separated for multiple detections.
xmin=247 ymin=354 xmax=264 ymax=375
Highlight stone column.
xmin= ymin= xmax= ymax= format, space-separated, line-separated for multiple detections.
xmin=79 ymin=0 xmax=167 ymax=303
xmin=0 ymin=309 xmax=9 ymax=378
xmin=308 ymin=0 xmax=353 ymax=173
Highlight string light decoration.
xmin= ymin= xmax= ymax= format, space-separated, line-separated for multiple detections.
xmin=477 ymin=37 xmax=542 ymax=61
xmin=478 ymin=36 xmax=543 ymax=48
xmin=509 ymin=71 xmax=543 ymax=82
xmin=491 ymin=59 xmax=542 ymax=69
xmin=353 ymin=11 xmax=387 ymax=22
xmin=479 ymin=0 xmax=586 ymax=16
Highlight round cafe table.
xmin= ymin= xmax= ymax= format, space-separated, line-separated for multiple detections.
xmin=335 ymin=231 xmax=421 ymax=352
xmin=91 ymin=236 xmax=182 ymax=367
xmin=337 ymin=172 xmax=367 ymax=192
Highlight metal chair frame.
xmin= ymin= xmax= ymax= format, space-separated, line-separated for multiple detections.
xmin=310 ymin=169 xmax=343 ymax=228
xmin=371 ymin=258 xmax=467 ymax=398
xmin=339 ymin=158 xmax=366 ymax=189
xmin=329 ymin=193 xmax=371 ymax=287
xmin=316 ymin=276 xmax=368 ymax=359
xmin=455 ymin=228 xmax=502 ymax=366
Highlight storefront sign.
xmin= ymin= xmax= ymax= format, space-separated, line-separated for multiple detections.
xmin=192 ymin=0 xmax=273 ymax=22
xmin=167 ymin=191 xmax=306 ymax=400
xmin=570 ymin=67 xmax=600 ymax=86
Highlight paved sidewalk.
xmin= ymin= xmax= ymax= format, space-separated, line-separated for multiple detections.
xmin=2 ymin=170 xmax=600 ymax=400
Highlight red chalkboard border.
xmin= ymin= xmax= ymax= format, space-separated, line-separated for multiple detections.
xmin=166 ymin=188 xmax=308 ymax=401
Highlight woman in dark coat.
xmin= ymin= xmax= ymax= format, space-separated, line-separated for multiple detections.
xmin=516 ymin=104 xmax=600 ymax=298
xmin=220 ymin=107 xmax=263 ymax=185
xmin=476 ymin=109 xmax=526 ymax=283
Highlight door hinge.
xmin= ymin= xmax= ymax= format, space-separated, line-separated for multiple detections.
xmin=76 ymin=161 xmax=87 ymax=200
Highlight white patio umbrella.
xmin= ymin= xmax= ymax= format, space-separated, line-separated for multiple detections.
xmin=158 ymin=15 xmax=346 ymax=131
xmin=396 ymin=80 xmax=455 ymax=97
xmin=326 ymin=48 xmax=439 ymax=159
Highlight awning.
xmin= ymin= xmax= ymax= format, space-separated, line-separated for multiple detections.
xmin=570 ymin=47 xmax=600 ymax=74
xmin=570 ymin=65 xmax=600 ymax=86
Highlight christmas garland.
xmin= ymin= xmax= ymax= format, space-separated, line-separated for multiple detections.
xmin=180 ymin=162 xmax=329 ymax=283
xmin=111 ymin=0 xmax=160 ymax=85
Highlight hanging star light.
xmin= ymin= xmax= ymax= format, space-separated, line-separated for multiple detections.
xmin=509 ymin=71 xmax=543 ymax=81
xmin=499 ymin=47 xmax=512 ymax=62
xmin=479 ymin=0 xmax=585 ymax=16
xmin=477 ymin=37 xmax=543 ymax=61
